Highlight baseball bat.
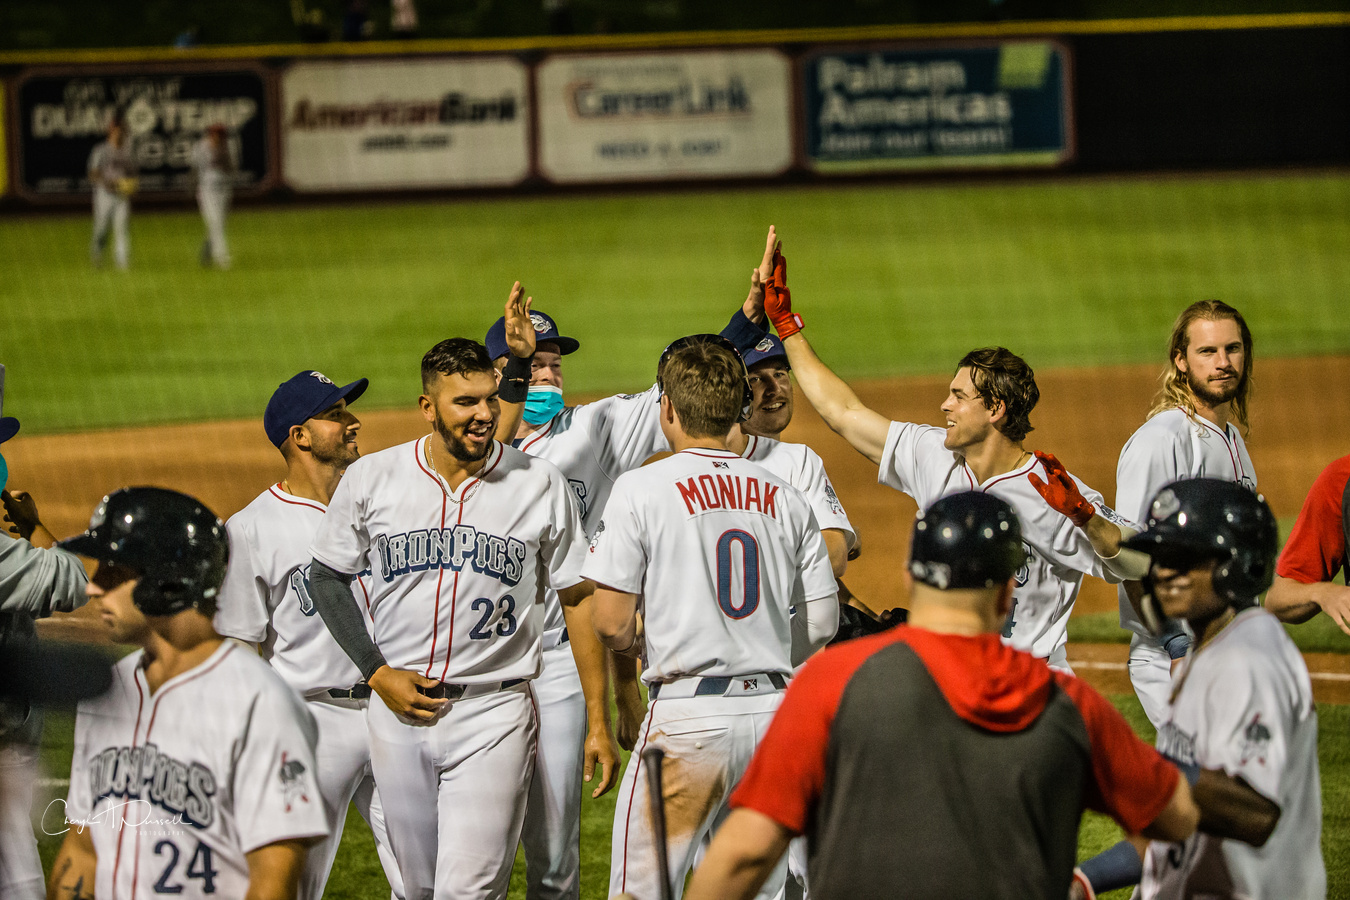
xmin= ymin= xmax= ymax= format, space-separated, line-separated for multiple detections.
xmin=641 ymin=745 xmax=675 ymax=900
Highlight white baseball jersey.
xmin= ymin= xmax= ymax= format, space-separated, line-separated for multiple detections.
xmin=514 ymin=384 xmax=668 ymax=634
xmin=583 ymin=448 xmax=837 ymax=683
xmin=64 ymin=643 xmax=327 ymax=899
xmin=311 ymin=436 xmax=588 ymax=684
xmin=1142 ymin=608 xmax=1324 ymax=899
xmin=1116 ymin=408 xmax=1257 ymax=635
xmin=739 ymin=433 xmax=858 ymax=554
xmin=216 ymin=484 xmax=374 ymax=696
xmin=880 ymin=421 xmax=1132 ymax=664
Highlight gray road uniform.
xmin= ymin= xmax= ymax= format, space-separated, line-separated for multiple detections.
xmin=191 ymin=136 xmax=237 ymax=268
xmin=87 ymin=139 xmax=137 ymax=269
xmin=0 ymin=535 xmax=89 ymax=900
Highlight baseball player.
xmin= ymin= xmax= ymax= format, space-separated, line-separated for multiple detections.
xmin=1 ymin=397 xmax=91 ymax=900
xmin=1099 ymin=479 xmax=1324 ymax=899
xmin=87 ymin=117 xmax=137 ymax=271
xmin=586 ymin=334 xmax=839 ymax=900
xmin=482 ymin=286 xmax=770 ymax=900
xmin=759 ymin=240 xmax=1145 ymax=668
xmin=48 ymin=487 xmax=329 ymax=900
xmin=191 ymin=124 xmax=237 ymax=269
xmin=213 ymin=368 xmax=404 ymax=900
xmin=686 ymin=491 xmax=1202 ymax=900
xmin=1265 ymin=452 xmax=1350 ymax=633
xmin=307 ymin=337 xmax=614 ymax=900
xmin=1115 ymin=299 xmax=1258 ymax=727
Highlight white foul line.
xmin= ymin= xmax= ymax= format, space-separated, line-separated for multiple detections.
xmin=1069 ymin=659 xmax=1350 ymax=681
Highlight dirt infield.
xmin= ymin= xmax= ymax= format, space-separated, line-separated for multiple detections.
xmin=7 ymin=355 xmax=1349 ymax=622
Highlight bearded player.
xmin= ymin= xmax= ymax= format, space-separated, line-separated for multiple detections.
xmin=49 ymin=488 xmax=328 ymax=900
xmin=1115 ymin=300 xmax=1258 ymax=728
xmin=308 ymin=338 xmax=616 ymax=899
xmin=587 ymin=335 xmax=839 ymax=900
xmin=482 ymin=262 xmax=771 ymax=900
xmin=759 ymin=237 xmax=1145 ymax=668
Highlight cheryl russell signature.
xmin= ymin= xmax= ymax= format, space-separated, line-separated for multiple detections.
xmin=43 ymin=798 xmax=186 ymax=836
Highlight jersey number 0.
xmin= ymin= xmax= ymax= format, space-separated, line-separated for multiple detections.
xmin=716 ymin=530 xmax=760 ymax=620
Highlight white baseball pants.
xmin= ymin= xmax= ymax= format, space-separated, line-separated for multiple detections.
xmin=90 ymin=188 xmax=129 ymax=269
xmin=0 ymin=745 xmax=43 ymax=900
xmin=197 ymin=186 xmax=231 ymax=267
xmin=367 ymin=681 xmax=537 ymax=900
xmin=1129 ymin=632 xmax=1175 ymax=729
xmin=520 ymin=642 xmax=586 ymax=900
xmin=303 ymin=696 xmax=405 ymax=900
xmin=610 ymin=690 xmax=786 ymax=900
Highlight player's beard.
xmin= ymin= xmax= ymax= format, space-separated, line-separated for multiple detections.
xmin=310 ymin=432 xmax=360 ymax=469
xmin=1186 ymin=367 xmax=1241 ymax=408
xmin=432 ymin=408 xmax=495 ymax=463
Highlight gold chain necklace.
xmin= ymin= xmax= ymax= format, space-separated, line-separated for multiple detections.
xmin=425 ymin=440 xmax=483 ymax=505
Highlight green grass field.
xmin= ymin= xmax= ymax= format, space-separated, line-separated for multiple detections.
xmin=3 ymin=172 xmax=1349 ymax=434
xmin=12 ymin=170 xmax=1350 ymax=897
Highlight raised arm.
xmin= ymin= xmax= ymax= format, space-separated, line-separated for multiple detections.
xmin=494 ymin=281 xmax=535 ymax=442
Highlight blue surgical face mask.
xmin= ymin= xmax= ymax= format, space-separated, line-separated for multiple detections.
xmin=523 ymin=385 xmax=565 ymax=425
xmin=0 ymin=449 xmax=8 ymax=494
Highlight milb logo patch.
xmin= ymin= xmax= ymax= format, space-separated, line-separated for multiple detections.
xmin=374 ymin=526 xmax=526 ymax=585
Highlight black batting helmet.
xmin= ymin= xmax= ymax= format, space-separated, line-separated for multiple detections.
xmin=59 ymin=487 xmax=229 ymax=617
xmin=909 ymin=492 xmax=1026 ymax=590
xmin=1123 ymin=478 xmax=1277 ymax=607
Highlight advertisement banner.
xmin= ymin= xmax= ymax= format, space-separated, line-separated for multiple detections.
xmin=15 ymin=67 xmax=269 ymax=199
xmin=536 ymin=50 xmax=792 ymax=183
xmin=802 ymin=43 xmax=1071 ymax=172
xmin=282 ymin=58 xmax=530 ymax=192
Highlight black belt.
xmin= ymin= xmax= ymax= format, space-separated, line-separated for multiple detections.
xmin=327 ymin=683 xmax=372 ymax=700
xmin=648 ymin=672 xmax=786 ymax=701
xmin=419 ymin=677 xmax=527 ymax=701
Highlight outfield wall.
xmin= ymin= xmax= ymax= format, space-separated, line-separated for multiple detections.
xmin=2 ymin=14 xmax=1347 ymax=208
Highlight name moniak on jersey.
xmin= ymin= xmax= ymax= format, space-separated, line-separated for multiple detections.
xmin=677 ymin=473 xmax=779 ymax=518
xmin=375 ymin=526 xmax=526 ymax=585
xmin=89 ymin=743 xmax=217 ymax=828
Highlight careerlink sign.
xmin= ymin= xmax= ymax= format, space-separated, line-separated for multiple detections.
xmin=803 ymin=43 xmax=1071 ymax=172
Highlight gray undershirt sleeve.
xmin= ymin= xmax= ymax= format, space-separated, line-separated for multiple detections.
xmin=310 ymin=559 xmax=386 ymax=681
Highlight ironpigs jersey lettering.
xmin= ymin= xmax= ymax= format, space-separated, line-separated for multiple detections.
xmin=1115 ymin=408 xmax=1257 ymax=635
xmin=513 ymin=384 xmax=668 ymax=635
xmin=1141 ymin=609 xmax=1324 ymax=899
xmin=311 ymin=437 xmax=588 ymax=683
xmin=215 ymin=485 xmax=376 ymax=695
xmin=739 ymin=434 xmax=858 ymax=553
xmin=880 ymin=421 xmax=1131 ymax=666
xmin=582 ymin=449 xmax=837 ymax=684
xmin=64 ymin=643 xmax=327 ymax=900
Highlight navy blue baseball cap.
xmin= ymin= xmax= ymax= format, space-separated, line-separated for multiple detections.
xmin=743 ymin=333 xmax=789 ymax=369
xmin=485 ymin=311 xmax=580 ymax=361
xmin=263 ymin=371 xmax=368 ymax=448
xmin=0 ymin=417 xmax=18 ymax=444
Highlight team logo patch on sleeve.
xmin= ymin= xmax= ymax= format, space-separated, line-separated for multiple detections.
xmin=824 ymin=481 xmax=843 ymax=515
xmin=279 ymin=753 xmax=310 ymax=812
xmin=588 ymin=521 xmax=606 ymax=553
xmin=1240 ymin=713 xmax=1272 ymax=765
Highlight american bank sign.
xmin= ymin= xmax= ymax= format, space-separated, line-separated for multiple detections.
xmin=282 ymin=58 xmax=530 ymax=192
xmin=537 ymin=50 xmax=792 ymax=183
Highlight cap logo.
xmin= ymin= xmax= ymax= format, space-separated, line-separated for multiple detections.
xmin=755 ymin=337 xmax=774 ymax=352
xmin=309 ymin=372 xmax=335 ymax=386
xmin=1152 ymin=488 xmax=1181 ymax=522
xmin=530 ymin=313 xmax=551 ymax=334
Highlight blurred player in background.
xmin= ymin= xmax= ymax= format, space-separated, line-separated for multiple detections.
xmin=1265 ymin=452 xmax=1350 ymax=634
xmin=0 ymin=382 xmax=92 ymax=900
xmin=49 ymin=488 xmax=328 ymax=900
xmin=1115 ymin=300 xmax=1257 ymax=727
xmin=759 ymin=237 xmax=1145 ymax=669
xmin=214 ymin=368 xmax=404 ymax=900
xmin=192 ymin=124 xmax=237 ymax=269
xmin=686 ymin=492 xmax=1199 ymax=900
xmin=587 ymin=334 xmax=838 ymax=900
xmin=1076 ymin=479 xmax=1322 ymax=899
xmin=88 ymin=117 xmax=137 ymax=271
xmin=309 ymin=338 xmax=614 ymax=900
xmin=482 ymin=267 xmax=770 ymax=900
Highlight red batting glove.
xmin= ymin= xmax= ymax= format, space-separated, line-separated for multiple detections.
xmin=764 ymin=246 xmax=804 ymax=339
xmin=1027 ymin=450 xmax=1096 ymax=527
